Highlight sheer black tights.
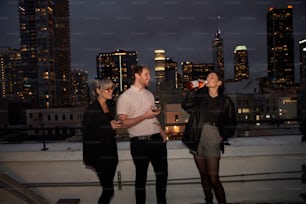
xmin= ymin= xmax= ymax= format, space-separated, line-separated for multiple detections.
xmin=194 ymin=155 xmax=226 ymax=204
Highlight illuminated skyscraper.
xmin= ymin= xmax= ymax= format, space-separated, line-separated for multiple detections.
xmin=267 ymin=5 xmax=294 ymax=89
xmin=96 ymin=49 xmax=137 ymax=97
xmin=18 ymin=0 xmax=71 ymax=108
xmin=299 ymin=39 xmax=306 ymax=84
xmin=165 ymin=57 xmax=177 ymax=89
xmin=181 ymin=61 xmax=214 ymax=82
xmin=297 ymin=39 xmax=306 ymax=122
xmin=234 ymin=45 xmax=249 ymax=81
xmin=71 ymin=69 xmax=89 ymax=106
xmin=155 ymin=49 xmax=166 ymax=95
xmin=212 ymin=29 xmax=224 ymax=78
xmin=0 ymin=47 xmax=22 ymax=100
xmin=54 ymin=0 xmax=72 ymax=107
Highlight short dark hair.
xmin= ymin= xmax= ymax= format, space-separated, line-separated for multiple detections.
xmin=132 ymin=65 xmax=149 ymax=81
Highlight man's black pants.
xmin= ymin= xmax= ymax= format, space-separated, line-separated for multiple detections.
xmin=130 ymin=133 xmax=168 ymax=204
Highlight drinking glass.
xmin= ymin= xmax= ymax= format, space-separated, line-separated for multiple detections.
xmin=151 ymin=104 xmax=161 ymax=112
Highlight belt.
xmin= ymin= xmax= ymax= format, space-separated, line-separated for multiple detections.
xmin=130 ymin=133 xmax=160 ymax=141
xmin=204 ymin=122 xmax=217 ymax=126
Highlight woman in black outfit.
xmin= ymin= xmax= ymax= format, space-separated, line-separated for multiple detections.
xmin=82 ymin=79 xmax=122 ymax=204
xmin=181 ymin=71 xmax=237 ymax=204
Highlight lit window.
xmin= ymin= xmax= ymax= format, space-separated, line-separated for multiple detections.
xmin=43 ymin=71 xmax=49 ymax=79
xmin=242 ymin=108 xmax=250 ymax=113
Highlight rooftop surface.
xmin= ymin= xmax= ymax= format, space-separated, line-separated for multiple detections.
xmin=0 ymin=128 xmax=306 ymax=204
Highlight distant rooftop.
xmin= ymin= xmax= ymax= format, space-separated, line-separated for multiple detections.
xmin=225 ymin=79 xmax=259 ymax=94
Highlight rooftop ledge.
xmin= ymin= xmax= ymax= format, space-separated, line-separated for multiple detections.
xmin=0 ymin=135 xmax=305 ymax=162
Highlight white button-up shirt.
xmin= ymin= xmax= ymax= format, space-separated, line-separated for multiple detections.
xmin=117 ymin=85 xmax=160 ymax=137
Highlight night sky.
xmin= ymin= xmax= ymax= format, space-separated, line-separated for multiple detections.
xmin=0 ymin=0 xmax=306 ymax=83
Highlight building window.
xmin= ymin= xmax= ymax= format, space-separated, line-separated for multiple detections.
xmin=175 ymin=115 xmax=179 ymax=122
xmin=43 ymin=71 xmax=49 ymax=79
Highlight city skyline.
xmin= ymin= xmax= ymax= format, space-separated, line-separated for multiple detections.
xmin=0 ymin=0 xmax=306 ymax=82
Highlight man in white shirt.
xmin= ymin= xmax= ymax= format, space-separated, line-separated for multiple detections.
xmin=117 ymin=65 xmax=168 ymax=204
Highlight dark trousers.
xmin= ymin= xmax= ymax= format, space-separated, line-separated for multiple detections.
xmin=90 ymin=158 xmax=118 ymax=204
xmin=130 ymin=134 xmax=168 ymax=204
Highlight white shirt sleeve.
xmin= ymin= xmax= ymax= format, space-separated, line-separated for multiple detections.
xmin=116 ymin=93 xmax=129 ymax=115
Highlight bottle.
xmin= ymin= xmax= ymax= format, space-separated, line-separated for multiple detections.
xmin=184 ymin=79 xmax=207 ymax=89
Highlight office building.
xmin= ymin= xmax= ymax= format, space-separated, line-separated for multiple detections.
xmin=267 ymin=5 xmax=294 ymax=89
xmin=298 ymin=39 xmax=306 ymax=120
xmin=193 ymin=63 xmax=214 ymax=80
xmin=96 ymin=49 xmax=137 ymax=97
xmin=26 ymin=106 xmax=85 ymax=138
xmin=181 ymin=61 xmax=193 ymax=82
xmin=299 ymin=39 xmax=306 ymax=84
xmin=182 ymin=61 xmax=214 ymax=82
xmin=155 ymin=49 xmax=166 ymax=95
xmin=18 ymin=0 xmax=72 ymax=108
xmin=53 ymin=0 xmax=72 ymax=107
xmin=0 ymin=47 xmax=22 ymax=100
xmin=234 ymin=45 xmax=249 ymax=81
xmin=164 ymin=57 xmax=178 ymax=89
xmin=181 ymin=61 xmax=214 ymax=93
xmin=71 ymin=69 xmax=89 ymax=106
xmin=212 ymin=29 xmax=224 ymax=78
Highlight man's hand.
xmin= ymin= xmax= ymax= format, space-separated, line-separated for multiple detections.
xmin=143 ymin=106 xmax=160 ymax=119
xmin=160 ymin=130 xmax=167 ymax=143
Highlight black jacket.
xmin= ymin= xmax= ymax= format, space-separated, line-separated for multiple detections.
xmin=181 ymin=88 xmax=237 ymax=152
xmin=82 ymin=100 xmax=118 ymax=166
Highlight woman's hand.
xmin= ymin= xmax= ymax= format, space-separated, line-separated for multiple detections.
xmin=110 ymin=120 xmax=123 ymax=129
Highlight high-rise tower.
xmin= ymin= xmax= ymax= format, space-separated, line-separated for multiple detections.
xmin=54 ymin=0 xmax=72 ymax=107
xmin=155 ymin=49 xmax=166 ymax=95
xmin=267 ymin=5 xmax=294 ymax=89
xmin=0 ymin=47 xmax=22 ymax=100
xmin=181 ymin=61 xmax=214 ymax=82
xmin=299 ymin=39 xmax=306 ymax=85
xmin=18 ymin=0 xmax=71 ymax=108
xmin=212 ymin=16 xmax=224 ymax=78
xmin=71 ymin=69 xmax=89 ymax=106
xmin=165 ymin=57 xmax=178 ymax=89
xmin=234 ymin=45 xmax=249 ymax=81
xmin=96 ymin=49 xmax=137 ymax=97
